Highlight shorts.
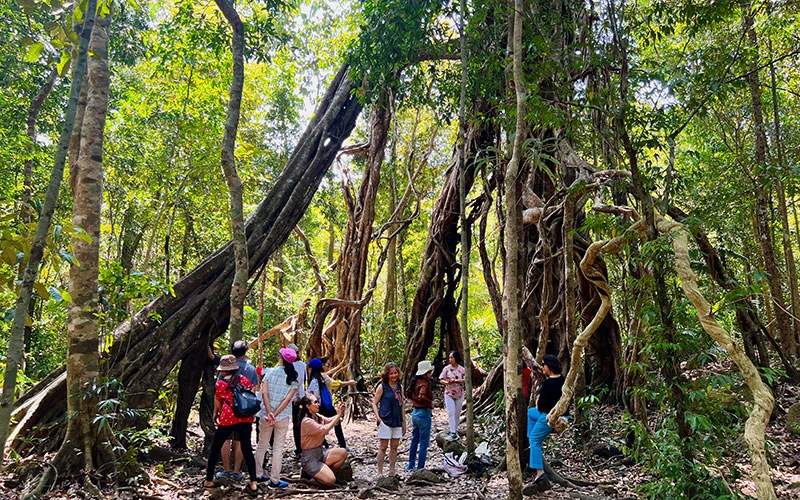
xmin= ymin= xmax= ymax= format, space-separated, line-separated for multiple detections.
xmin=378 ymin=421 xmax=402 ymax=439
xmin=301 ymin=446 xmax=329 ymax=477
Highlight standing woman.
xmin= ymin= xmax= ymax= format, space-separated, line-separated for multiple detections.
xmin=204 ymin=355 xmax=259 ymax=496
xmin=254 ymin=347 xmax=299 ymax=489
xmin=406 ymin=360 xmax=434 ymax=471
xmin=439 ymin=350 xmax=466 ymax=440
xmin=299 ymin=395 xmax=349 ymax=486
xmin=527 ymin=354 xmax=565 ymax=483
xmin=371 ymin=362 xmax=405 ymax=477
xmin=306 ymin=357 xmax=358 ymax=449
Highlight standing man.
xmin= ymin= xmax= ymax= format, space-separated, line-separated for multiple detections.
xmin=287 ymin=343 xmax=306 ymax=458
xmin=218 ymin=340 xmax=259 ymax=481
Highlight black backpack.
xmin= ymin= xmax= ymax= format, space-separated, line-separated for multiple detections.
xmin=226 ymin=381 xmax=261 ymax=417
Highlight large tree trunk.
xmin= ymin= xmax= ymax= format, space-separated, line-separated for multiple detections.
xmin=401 ymin=101 xmax=493 ymax=383
xmin=323 ymin=93 xmax=391 ymax=379
xmin=214 ymin=0 xmax=248 ymax=343
xmin=9 ymin=64 xmax=362 ymax=455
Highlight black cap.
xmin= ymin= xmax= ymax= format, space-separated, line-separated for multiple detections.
xmin=231 ymin=340 xmax=248 ymax=357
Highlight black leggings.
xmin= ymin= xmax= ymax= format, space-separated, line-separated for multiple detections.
xmin=206 ymin=422 xmax=256 ymax=482
xmin=318 ymin=404 xmax=346 ymax=448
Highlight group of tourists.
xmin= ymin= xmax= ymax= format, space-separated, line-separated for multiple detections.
xmin=203 ymin=342 xmax=355 ymax=495
xmin=202 ymin=339 xmax=564 ymax=494
xmin=371 ymin=351 xmax=467 ymax=477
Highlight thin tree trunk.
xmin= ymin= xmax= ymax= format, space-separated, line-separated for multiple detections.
xmin=656 ymin=218 xmax=776 ymax=500
xmin=0 ymin=0 xmax=96 ymax=462
xmin=767 ymin=33 xmax=799 ymax=347
xmin=383 ymin=161 xmax=398 ymax=316
xmin=458 ymin=0 xmax=475 ymax=453
xmin=504 ymin=0 xmax=525 ymax=495
xmin=742 ymin=2 xmax=796 ymax=357
xmin=214 ymin=0 xmax=248 ymax=344
xmin=44 ymin=13 xmax=133 ymax=491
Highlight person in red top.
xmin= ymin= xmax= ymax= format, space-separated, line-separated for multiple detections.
xmin=298 ymin=395 xmax=348 ymax=487
xmin=204 ymin=355 xmax=259 ymax=497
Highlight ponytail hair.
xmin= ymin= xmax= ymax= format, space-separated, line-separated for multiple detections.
xmin=283 ymin=361 xmax=298 ymax=385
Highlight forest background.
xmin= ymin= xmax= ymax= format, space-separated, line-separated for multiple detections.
xmin=0 ymin=0 xmax=799 ymax=498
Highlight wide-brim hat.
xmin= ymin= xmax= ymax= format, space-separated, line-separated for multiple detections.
xmin=217 ymin=354 xmax=239 ymax=372
xmin=416 ymin=360 xmax=434 ymax=376
xmin=280 ymin=347 xmax=297 ymax=363
xmin=287 ymin=343 xmax=299 ymax=352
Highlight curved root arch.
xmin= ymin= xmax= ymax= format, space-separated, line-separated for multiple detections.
xmin=546 ymin=212 xmax=776 ymax=499
xmin=655 ymin=216 xmax=776 ymax=500
xmin=547 ymin=219 xmax=646 ymax=427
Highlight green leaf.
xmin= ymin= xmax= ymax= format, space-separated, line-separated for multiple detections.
xmin=73 ymin=227 xmax=93 ymax=244
xmin=48 ymin=286 xmax=63 ymax=302
xmin=24 ymin=42 xmax=45 ymax=63
xmin=57 ymin=51 xmax=71 ymax=77
xmin=59 ymin=249 xmax=75 ymax=264
xmin=3 ymin=309 xmax=14 ymax=323
xmin=19 ymin=0 xmax=37 ymax=16
xmin=34 ymin=282 xmax=49 ymax=299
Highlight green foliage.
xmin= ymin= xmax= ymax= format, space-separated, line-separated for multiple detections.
xmin=626 ymin=418 xmax=740 ymax=499
xmin=348 ymin=0 xmax=455 ymax=103
xmin=97 ymin=262 xmax=174 ymax=333
xmin=361 ymin=309 xmax=405 ymax=377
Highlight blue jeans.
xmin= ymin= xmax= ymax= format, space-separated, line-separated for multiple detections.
xmin=527 ymin=407 xmax=553 ymax=470
xmin=408 ymin=408 xmax=432 ymax=469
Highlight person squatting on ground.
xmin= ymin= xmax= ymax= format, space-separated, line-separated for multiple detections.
xmin=287 ymin=343 xmax=307 ymax=458
xmin=299 ymin=395 xmax=349 ymax=487
xmin=254 ymin=347 xmax=299 ymax=489
xmin=527 ymin=354 xmax=566 ymax=484
xmin=406 ymin=360 xmax=434 ymax=471
xmin=217 ymin=340 xmax=258 ymax=481
xmin=306 ymin=356 xmax=358 ymax=449
xmin=439 ymin=350 xmax=466 ymax=440
xmin=371 ymin=362 xmax=405 ymax=477
xmin=204 ymin=355 xmax=259 ymax=497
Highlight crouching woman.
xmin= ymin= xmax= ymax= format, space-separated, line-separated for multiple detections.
xmin=299 ymin=395 xmax=348 ymax=487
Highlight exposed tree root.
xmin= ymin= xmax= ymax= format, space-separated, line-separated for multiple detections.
xmin=548 ymin=219 xmax=646 ymax=427
xmin=655 ymin=216 xmax=776 ymax=500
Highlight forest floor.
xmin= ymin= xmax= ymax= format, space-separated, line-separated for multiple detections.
xmin=1 ymin=381 xmax=799 ymax=499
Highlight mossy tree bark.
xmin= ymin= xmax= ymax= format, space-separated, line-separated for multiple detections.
xmin=503 ymin=0 xmax=525 ymax=496
xmin=29 ymin=14 xmax=140 ymax=498
xmin=214 ymin=0 xmax=248 ymax=344
xmin=0 ymin=0 xmax=96 ymax=463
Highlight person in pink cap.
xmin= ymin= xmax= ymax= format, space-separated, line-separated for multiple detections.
xmin=253 ymin=347 xmax=299 ymax=489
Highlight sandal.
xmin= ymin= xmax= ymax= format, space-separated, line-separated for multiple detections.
xmin=533 ymin=473 xmax=548 ymax=484
xmin=244 ymin=484 xmax=259 ymax=497
xmin=203 ymin=480 xmax=220 ymax=489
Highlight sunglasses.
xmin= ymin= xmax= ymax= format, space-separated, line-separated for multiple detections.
xmin=309 ymin=400 xmax=319 ymax=405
